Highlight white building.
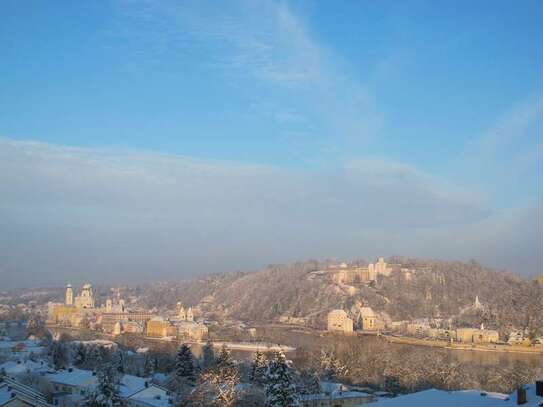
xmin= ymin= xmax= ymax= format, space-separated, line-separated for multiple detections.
xmin=44 ymin=368 xmax=97 ymax=406
xmin=327 ymin=310 xmax=353 ymax=334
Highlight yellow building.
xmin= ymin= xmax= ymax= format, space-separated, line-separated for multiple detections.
xmin=99 ymin=311 xmax=153 ymax=333
xmin=124 ymin=321 xmax=145 ymax=334
xmin=359 ymin=307 xmax=377 ymax=331
xmin=47 ymin=303 xmax=79 ymax=325
xmin=456 ymin=328 xmax=499 ymax=344
xmin=328 ymin=257 xmax=393 ymax=285
xmin=327 ymin=310 xmax=353 ymax=334
xmin=146 ymin=318 xmax=176 ymax=337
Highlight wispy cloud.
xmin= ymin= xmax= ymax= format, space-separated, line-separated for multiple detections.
xmin=109 ymin=0 xmax=384 ymax=157
xmin=0 ymin=137 xmax=495 ymax=288
xmin=457 ymin=95 xmax=543 ymax=205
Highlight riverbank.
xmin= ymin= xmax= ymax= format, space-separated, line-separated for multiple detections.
xmin=383 ymin=334 xmax=543 ymax=355
xmin=46 ymin=325 xmax=295 ymax=354
xmin=210 ymin=341 xmax=295 ymax=352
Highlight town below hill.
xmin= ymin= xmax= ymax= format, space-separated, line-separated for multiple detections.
xmin=2 ymin=256 xmax=543 ymax=405
xmin=2 ymin=257 xmax=543 ymax=348
xmin=137 ymin=257 xmax=543 ymax=344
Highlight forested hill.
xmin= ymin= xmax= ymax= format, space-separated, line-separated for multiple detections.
xmin=140 ymin=258 xmax=543 ymax=336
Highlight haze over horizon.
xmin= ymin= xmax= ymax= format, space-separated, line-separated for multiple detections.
xmin=1 ymin=0 xmax=542 ymax=289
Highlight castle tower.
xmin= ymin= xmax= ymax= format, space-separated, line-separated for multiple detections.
xmin=106 ymin=298 xmax=113 ymax=312
xmin=186 ymin=307 xmax=194 ymax=322
xmin=65 ymin=284 xmax=74 ymax=306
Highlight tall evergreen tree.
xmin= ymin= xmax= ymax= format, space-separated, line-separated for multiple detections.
xmin=265 ymin=351 xmax=299 ymax=407
xmin=49 ymin=341 xmax=67 ymax=370
xmin=113 ymin=351 xmax=125 ymax=374
xmin=175 ymin=344 xmax=196 ymax=385
xmin=201 ymin=340 xmax=215 ymax=370
xmin=142 ymin=354 xmax=154 ymax=377
xmin=215 ymin=344 xmax=233 ymax=368
xmin=250 ymin=350 xmax=267 ymax=385
xmin=88 ymin=345 xmax=104 ymax=370
xmin=73 ymin=343 xmax=87 ymax=367
xmin=298 ymin=370 xmax=320 ymax=395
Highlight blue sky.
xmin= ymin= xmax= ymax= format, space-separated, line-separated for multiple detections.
xmin=1 ymin=0 xmax=542 ymax=287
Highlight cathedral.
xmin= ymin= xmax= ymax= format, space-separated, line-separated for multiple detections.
xmin=176 ymin=302 xmax=194 ymax=321
xmin=65 ymin=283 xmax=95 ymax=309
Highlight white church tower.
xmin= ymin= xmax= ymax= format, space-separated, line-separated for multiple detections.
xmin=65 ymin=284 xmax=74 ymax=306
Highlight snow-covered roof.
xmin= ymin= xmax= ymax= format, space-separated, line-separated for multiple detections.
xmin=151 ymin=373 xmax=168 ymax=386
xmin=45 ymin=368 xmax=97 ymax=387
xmin=0 ymin=360 xmax=48 ymax=376
xmin=127 ymin=384 xmax=170 ymax=407
xmin=0 ymin=387 xmax=11 ymax=407
xmin=119 ymin=374 xmax=148 ymax=398
xmin=0 ymin=339 xmax=41 ymax=350
xmin=376 ymin=389 xmax=508 ymax=406
xmin=320 ymin=381 xmax=346 ymax=394
xmin=0 ymin=377 xmax=50 ymax=407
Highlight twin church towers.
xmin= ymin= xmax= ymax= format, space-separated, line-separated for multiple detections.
xmin=65 ymin=283 xmax=95 ymax=309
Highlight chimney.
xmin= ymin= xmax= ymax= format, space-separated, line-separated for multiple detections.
xmin=517 ymin=387 xmax=527 ymax=405
xmin=536 ymin=380 xmax=543 ymax=397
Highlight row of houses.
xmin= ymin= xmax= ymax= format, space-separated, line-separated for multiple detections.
xmin=397 ymin=322 xmax=500 ymax=344
xmin=0 ymin=360 xmax=171 ymax=407
xmin=43 ymin=367 xmax=170 ymax=407
xmin=145 ymin=317 xmax=208 ymax=341
xmin=327 ymin=307 xmax=382 ymax=334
